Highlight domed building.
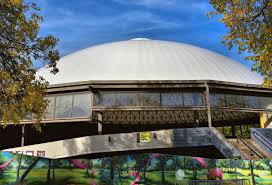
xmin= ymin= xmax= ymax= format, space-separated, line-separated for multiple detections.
xmin=2 ymin=39 xmax=272 ymax=159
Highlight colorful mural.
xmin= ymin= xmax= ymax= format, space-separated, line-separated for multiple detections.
xmin=0 ymin=152 xmax=271 ymax=185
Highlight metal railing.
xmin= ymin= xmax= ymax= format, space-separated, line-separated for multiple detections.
xmin=237 ymin=136 xmax=267 ymax=159
xmin=251 ymin=129 xmax=272 ymax=154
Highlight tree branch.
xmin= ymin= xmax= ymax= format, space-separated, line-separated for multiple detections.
xmin=249 ymin=0 xmax=269 ymax=22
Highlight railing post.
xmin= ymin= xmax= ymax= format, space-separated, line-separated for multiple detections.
xmin=21 ymin=124 xmax=25 ymax=147
xmin=205 ymin=83 xmax=212 ymax=127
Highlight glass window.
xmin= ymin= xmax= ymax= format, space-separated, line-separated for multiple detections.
xmin=139 ymin=92 xmax=160 ymax=106
xmin=259 ymin=96 xmax=272 ymax=110
xmin=72 ymin=93 xmax=91 ymax=117
xmin=243 ymin=96 xmax=261 ymax=109
xmin=210 ymin=93 xmax=227 ymax=107
xmin=116 ymin=92 xmax=138 ymax=106
xmin=93 ymin=93 xmax=102 ymax=106
xmin=45 ymin=96 xmax=55 ymax=119
xmin=54 ymin=95 xmax=73 ymax=118
xmin=161 ymin=92 xmax=183 ymax=106
xmin=225 ymin=94 xmax=244 ymax=108
xmin=183 ymin=92 xmax=204 ymax=106
xmin=101 ymin=92 xmax=116 ymax=106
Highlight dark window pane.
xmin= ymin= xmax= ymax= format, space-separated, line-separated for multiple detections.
xmin=210 ymin=93 xmax=226 ymax=107
xmin=243 ymin=96 xmax=260 ymax=109
xmin=139 ymin=92 xmax=160 ymax=106
xmin=116 ymin=92 xmax=138 ymax=106
xmin=101 ymin=92 xmax=116 ymax=106
xmin=183 ymin=93 xmax=204 ymax=106
xmin=72 ymin=93 xmax=91 ymax=117
xmin=161 ymin=92 xmax=183 ymax=106
xmin=54 ymin=95 xmax=73 ymax=118
xmin=225 ymin=94 xmax=244 ymax=108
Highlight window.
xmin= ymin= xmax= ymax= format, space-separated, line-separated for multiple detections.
xmin=259 ymin=96 xmax=272 ymax=110
xmin=243 ymin=96 xmax=260 ymax=109
xmin=210 ymin=93 xmax=227 ymax=107
xmin=54 ymin=95 xmax=73 ymax=118
xmin=183 ymin=92 xmax=204 ymax=106
xmin=139 ymin=92 xmax=160 ymax=106
xmin=225 ymin=94 xmax=244 ymax=108
xmin=93 ymin=91 xmax=205 ymax=107
xmin=72 ymin=93 xmax=91 ymax=117
xmin=161 ymin=92 xmax=183 ymax=106
xmin=101 ymin=92 xmax=116 ymax=106
xmin=116 ymin=92 xmax=138 ymax=106
xmin=45 ymin=96 xmax=55 ymax=119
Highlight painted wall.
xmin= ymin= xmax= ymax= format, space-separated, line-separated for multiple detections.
xmin=0 ymin=152 xmax=271 ymax=185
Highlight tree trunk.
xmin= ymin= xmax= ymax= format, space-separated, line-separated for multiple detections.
xmin=110 ymin=160 xmax=114 ymax=184
xmin=86 ymin=159 xmax=90 ymax=175
xmin=47 ymin=159 xmax=52 ymax=183
xmin=19 ymin=159 xmax=40 ymax=183
xmin=118 ymin=170 xmax=122 ymax=185
xmin=52 ymin=160 xmax=55 ymax=182
xmin=143 ymin=168 xmax=146 ymax=182
xmin=161 ymin=165 xmax=165 ymax=184
xmin=249 ymin=160 xmax=256 ymax=185
xmin=193 ymin=169 xmax=197 ymax=180
xmin=16 ymin=156 xmax=22 ymax=182
xmin=183 ymin=157 xmax=186 ymax=169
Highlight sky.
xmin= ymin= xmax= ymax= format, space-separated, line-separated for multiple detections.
xmin=35 ymin=0 xmax=253 ymax=69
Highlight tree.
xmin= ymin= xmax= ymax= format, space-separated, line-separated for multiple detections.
xmin=133 ymin=154 xmax=152 ymax=182
xmin=112 ymin=155 xmax=127 ymax=184
xmin=0 ymin=0 xmax=59 ymax=129
xmin=209 ymin=0 xmax=272 ymax=87
xmin=156 ymin=155 xmax=170 ymax=184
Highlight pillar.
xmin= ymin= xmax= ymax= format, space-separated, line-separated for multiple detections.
xmin=205 ymin=83 xmax=212 ymax=127
xmin=97 ymin=112 xmax=103 ymax=135
xmin=260 ymin=113 xmax=265 ymax=128
xmin=21 ymin=124 xmax=25 ymax=147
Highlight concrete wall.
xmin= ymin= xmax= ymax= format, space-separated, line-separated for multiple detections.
xmin=3 ymin=127 xmax=242 ymax=159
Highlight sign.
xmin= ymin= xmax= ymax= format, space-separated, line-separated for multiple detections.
xmin=37 ymin=151 xmax=45 ymax=157
xmin=139 ymin=132 xmax=151 ymax=143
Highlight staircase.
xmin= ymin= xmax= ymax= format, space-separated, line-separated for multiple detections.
xmin=228 ymin=137 xmax=271 ymax=160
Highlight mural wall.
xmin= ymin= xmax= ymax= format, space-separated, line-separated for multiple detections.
xmin=0 ymin=152 xmax=271 ymax=185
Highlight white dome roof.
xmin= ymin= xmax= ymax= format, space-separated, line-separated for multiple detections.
xmin=37 ymin=39 xmax=263 ymax=85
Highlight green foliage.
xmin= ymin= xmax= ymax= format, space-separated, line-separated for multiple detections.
xmin=209 ymin=0 xmax=272 ymax=87
xmin=0 ymin=0 xmax=59 ymax=129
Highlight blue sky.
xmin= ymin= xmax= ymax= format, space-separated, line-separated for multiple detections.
xmin=36 ymin=0 xmax=253 ymax=69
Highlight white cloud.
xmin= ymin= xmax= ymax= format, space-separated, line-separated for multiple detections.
xmin=41 ymin=9 xmax=181 ymax=33
xmin=113 ymin=0 xmax=212 ymax=11
xmin=112 ymin=0 xmax=179 ymax=7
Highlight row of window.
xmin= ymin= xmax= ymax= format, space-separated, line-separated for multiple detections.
xmin=94 ymin=92 xmax=205 ymax=107
xmin=43 ymin=91 xmax=272 ymax=119
xmin=210 ymin=93 xmax=272 ymax=109
xmin=46 ymin=92 xmax=91 ymax=119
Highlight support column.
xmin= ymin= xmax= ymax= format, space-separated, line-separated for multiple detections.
xmin=97 ymin=112 xmax=103 ymax=135
xmin=205 ymin=83 xmax=212 ymax=127
xmin=260 ymin=113 xmax=265 ymax=128
xmin=21 ymin=124 xmax=25 ymax=147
